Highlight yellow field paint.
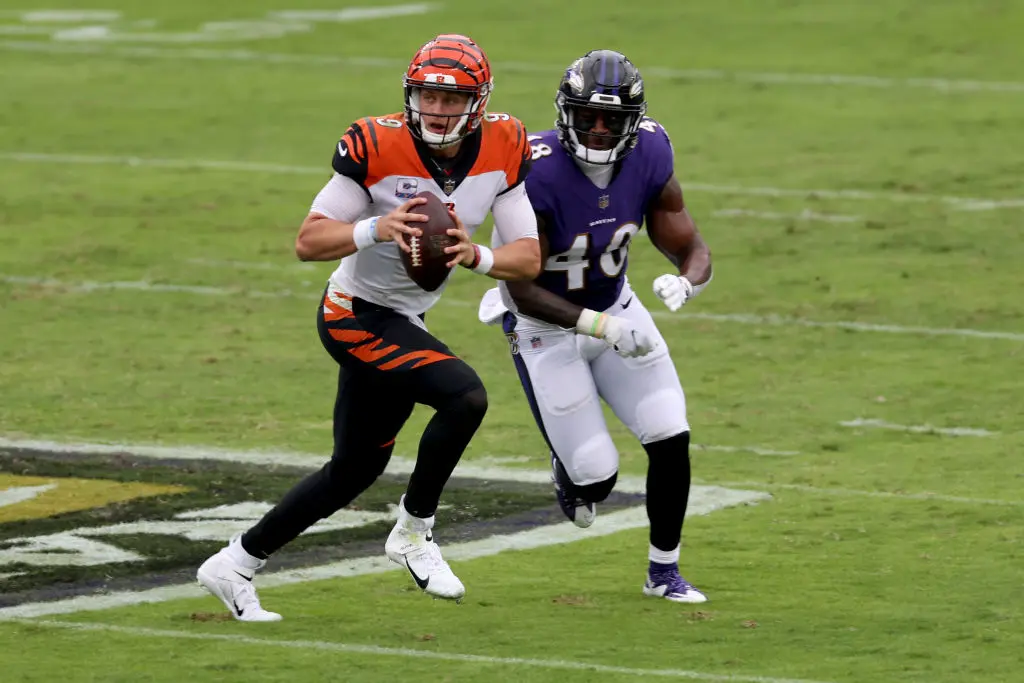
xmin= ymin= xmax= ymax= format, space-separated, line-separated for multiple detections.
xmin=0 ymin=474 xmax=187 ymax=523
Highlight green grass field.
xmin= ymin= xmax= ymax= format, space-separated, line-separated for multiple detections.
xmin=1 ymin=1 xmax=1022 ymax=681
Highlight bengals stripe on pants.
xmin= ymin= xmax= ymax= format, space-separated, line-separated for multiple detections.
xmin=321 ymin=292 xmax=454 ymax=371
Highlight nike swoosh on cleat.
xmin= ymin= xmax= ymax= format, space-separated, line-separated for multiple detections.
xmin=232 ymin=570 xmax=252 ymax=582
xmin=406 ymin=564 xmax=430 ymax=590
xmin=233 ymin=600 xmax=244 ymax=617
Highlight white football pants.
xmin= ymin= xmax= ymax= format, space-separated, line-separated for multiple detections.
xmin=499 ymin=281 xmax=690 ymax=486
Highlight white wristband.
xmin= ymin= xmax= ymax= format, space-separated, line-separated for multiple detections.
xmin=574 ymin=308 xmax=608 ymax=338
xmin=468 ymin=244 xmax=494 ymax=275
xmin=689 ymin=271 xmax=712 ymax=297
xmin=352 ymin=217 xmax=379 ymax=251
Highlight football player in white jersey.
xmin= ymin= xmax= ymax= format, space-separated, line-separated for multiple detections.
xmin=197 ymin=34 xmax=540 ymax=621
xmin=479 ymin=50 xmax=713 ymax=603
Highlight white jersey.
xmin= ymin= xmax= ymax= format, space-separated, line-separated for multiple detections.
xmin=321 ymin=113 xmax=533 ymax=318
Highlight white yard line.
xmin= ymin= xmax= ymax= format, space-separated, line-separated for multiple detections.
xmin=713 ymin=208 xmax=862 ymax=224
xmin=2 ymin=619 xmax=833 ymax=683
xmin=185 ymin=257 xmax=317 ymax=272
xmin=4 ymin=274 xmax=1024 ymax=343
xmin=675 ymin=310 xmax=1024 ymax=343
xmin=839 ymin=418 xmax=998 ymax=437
xmin=2 ymin=38 xmax=1023 ymax=95
xmin=714 ymin=480 xmax=1021 ymax=508
xmin=3 ymin=150 xmax=1023 ymax=211
xmin=694 ymin=444 xmax=800 ymax=457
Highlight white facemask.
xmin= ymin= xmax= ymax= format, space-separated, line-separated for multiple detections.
xmin=410 ymin=89 xmax=473 ymax=148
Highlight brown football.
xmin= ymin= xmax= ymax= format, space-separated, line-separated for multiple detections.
xmin=400 ymin=191 xmax=458 ymax=292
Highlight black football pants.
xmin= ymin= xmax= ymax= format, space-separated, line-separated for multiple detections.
xmin=241 ymin=288 xmax=487 ymax=558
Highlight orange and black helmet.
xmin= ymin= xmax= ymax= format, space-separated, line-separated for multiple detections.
xmin=403 ymin=34 xmax=493 ymax=147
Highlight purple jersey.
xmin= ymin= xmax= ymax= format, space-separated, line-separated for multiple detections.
xmin=525 ymin=118 xmax=675 ymax=312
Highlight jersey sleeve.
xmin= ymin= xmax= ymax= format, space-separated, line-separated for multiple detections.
xmin=497 ymin=116 xmax=533 ymax=195
xmin=641 ymin=118 xmax=676 ymax=209
xmin=491 ymin=183 xmax=539 ymax=244
xmin=331 ymin=118 xmax=379 ymax=194
xmin=522 ymin=133 xmax=559 ymax=216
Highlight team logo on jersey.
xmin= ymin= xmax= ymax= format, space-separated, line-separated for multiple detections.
xmin=395 ymin=177 xmax=419 ymax=199
xmin=505 ymin=331 xmax=520 ymax=355
xmin=598 ymin=194 xmax=610 ymax=210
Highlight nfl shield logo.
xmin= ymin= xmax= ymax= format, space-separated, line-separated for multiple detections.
xmin=598 ymin=194 xmax=610 ymax=209
xmin=530 ymin=336 xmax=543 ymax=349
xmin=443 ymin=177 xmax=457 ymax=194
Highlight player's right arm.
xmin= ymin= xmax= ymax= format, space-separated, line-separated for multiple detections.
xmin=504 ymin=215 xmax=656 ymax=358
xmin=295 ymin=121 xmax=426 ymax=261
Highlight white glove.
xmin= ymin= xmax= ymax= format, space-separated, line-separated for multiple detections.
xmin=653 ymin=274 xmax=694 ymax=312
xmin=601 ymin=315 xmax=658 ymax=357
xmin=576 ymin=309 xmax=657 ymax=358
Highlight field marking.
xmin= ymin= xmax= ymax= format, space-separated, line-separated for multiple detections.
xmin=713 ymin=208 xmax=862 ymax=224
xmin=0 ymin=437 xmax=769 ymax=618
xmin=3 ymin=150 xmax=1024 ymax=211
xmin=4 ymin=273 xmax=1024 ymax=343
xmin=185 ymin=257 xmax=317 ymax=272
xmin=0 ymin=504 xmax=745 ymax=619
xmin=0 ymin=437 xmax=786 ymax=490
xmin=1 ymin=37 xmax=1023 ymax=96
xmin=1 ymin=6 xmax=438 ymax=44
xmin=714 ymin=480 xmax=1022 ymax=508
xmin=694 ymin=444 xmax=799 ymax=457
xmin=2 ymin=437 xmax=1019 ymax=510
xmin=840 ymin=418 xmax=998 ymax=437
xmin=4 ymin=620 xmax=832 ymax=683
xmin=0 ymin=10 xmax=123 ymax=22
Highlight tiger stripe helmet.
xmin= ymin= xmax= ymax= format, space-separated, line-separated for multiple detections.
xmin=403 ymin=34 xmax=494 ymax=148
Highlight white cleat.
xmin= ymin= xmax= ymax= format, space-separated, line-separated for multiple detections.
xmin=197 ymin=543 xmax=282 ymax=622
xmin=385 ymin=496 xmax=465 ymax=601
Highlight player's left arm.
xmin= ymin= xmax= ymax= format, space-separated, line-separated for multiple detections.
xmin=446 ymin=183 xmax=541 ymax=279
xmin=646 ymin=174 xmax=713 ymax=312
xmin=446 ymin=122 xmax=542 ymax=280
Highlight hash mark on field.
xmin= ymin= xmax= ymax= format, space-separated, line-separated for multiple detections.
xmin=1 ymin=151 xmax=1023 ymax=211
xmin=5 ymin=274 xmax=1024 ymax=343
xmin=10 ymin=619 xmax=834 ymax=683
xmin=2 ymin=37 xmax=1024 ymax=95
xmin=840 ymin=418 xmax=998 ymax=437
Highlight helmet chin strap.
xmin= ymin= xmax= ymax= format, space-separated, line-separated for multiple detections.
xmin=574 ymin=145 xmax=617 ymax=165
xmin=567 ymin=128 xmax=628 ymax=165
xmin=411 ymin=90 xmax=472 ymax=148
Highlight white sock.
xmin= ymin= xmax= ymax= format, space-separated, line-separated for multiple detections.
xmin=397 ymin=494 xmax=434 ymax=532
xmin=649 ymin=544 xmax=680 ymax=565
xmin=227 ymin=536 xmax=263 ymax=570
